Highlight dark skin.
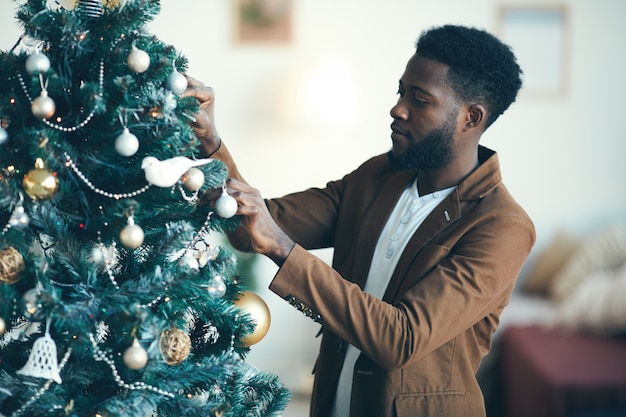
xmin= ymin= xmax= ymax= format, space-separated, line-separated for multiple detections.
xmin=184 ymin=54 xmax=488 ymax=266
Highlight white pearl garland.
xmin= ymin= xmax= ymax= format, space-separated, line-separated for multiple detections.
xmin=177 ymin=182 xmax=199 ymax=202
xmin=64 ymin=152 xmax=151 ymax=199
xmin=18 ymin=60 xmax=105 ymax=132
xmin=12 ymin=348 xmax=73 ymax=417
xmin=88 ymin=333 xmax=175 ymax=398
xmin=96 ymin=232 xmax=120 ymax=289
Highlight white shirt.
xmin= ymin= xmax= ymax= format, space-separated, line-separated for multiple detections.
xmin=330 ymin=179 xmax=456 ymax=417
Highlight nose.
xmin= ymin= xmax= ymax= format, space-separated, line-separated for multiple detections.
xmin=390 ymin=100 xmax=408 ymax=121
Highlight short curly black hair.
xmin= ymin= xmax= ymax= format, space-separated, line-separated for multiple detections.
xmin=415 ymin=25 xmax=522 ymax=128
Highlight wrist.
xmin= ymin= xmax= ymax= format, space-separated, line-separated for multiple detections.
xmin=268 ymin=239 xmax=295 ymax=267
xmin=204 ymin=136 xmax=222 ymax=157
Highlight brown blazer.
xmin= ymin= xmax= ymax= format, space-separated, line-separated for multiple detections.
xmin=258 ymin=146 xmax=534 ymax=417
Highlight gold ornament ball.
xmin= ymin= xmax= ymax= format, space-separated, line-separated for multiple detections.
xmin=0 ymin=317 xmax=5 ymax=336
xmin=0 ymin=246 xmax=25 ymax=284
xmin=182 ymin=168 xmax=205 ymax=192
xmin=123 ymin=338 xmax=148 ymax=370
xmin=119 ymin=223 xmax=144 ymax=249
xmin=23 ymin=158 xmax=59 ymax=201
xmin=233 ymin=291 xmax=271 ymax=347
xmin=159 ymin=327 xmax=192 ymax=365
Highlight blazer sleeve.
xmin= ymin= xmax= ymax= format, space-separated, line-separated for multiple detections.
xmin=269 ymin=202 xmax=535 ymax=371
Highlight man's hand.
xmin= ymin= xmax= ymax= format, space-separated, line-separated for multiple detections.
xmin=183 ymin=76 xmax=221 ymax=156
xmin=200 ymin=179 xmax=295 ymax=266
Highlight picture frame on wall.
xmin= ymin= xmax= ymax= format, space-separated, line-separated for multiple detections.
xmin=499 ymin=6 xmax=569 ymax=97
xmin=233 ymin=0 xmax=293 ymax=45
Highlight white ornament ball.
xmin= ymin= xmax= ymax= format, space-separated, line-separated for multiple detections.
xmin=114 ymin=128 xmax=139 ymax=157
xmin=0 ymin=317 xmax=5 ymax=336
xmin=165 ymin=69 xmax=188 ymax=95
xmin=182 ymin=168 xmax=205 ymax=192
xmin=25 ymin=53 xmax=50 ymax=75
xmin=123 ymin=338 xmax=148 ymax=370
xmin=0 ymin=127 xmax=8 ymax=145
xmin=127 ymin=46 xmax=150 ymax=73
xmin=31 ymin=91 xmax=56 ymax=119
xmin=120 ymin=223 xmax=144 ymax=249
xmin=215 ymin=191 xmax=238 ymax=219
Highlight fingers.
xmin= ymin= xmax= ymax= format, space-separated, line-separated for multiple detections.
xmin=198 ymin=179 xmax=258 ymax=212
xmin=182 ymin=75 xmax=215 ymax=103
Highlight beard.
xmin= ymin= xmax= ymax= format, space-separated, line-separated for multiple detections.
xmin=388 ymin=119 xmax=455 ymax=170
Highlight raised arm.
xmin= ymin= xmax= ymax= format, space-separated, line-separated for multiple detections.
xmin=184 ymin=76 xmax=295 ymax=265
xmin=184 ymin=76 xmax=245 ymax=183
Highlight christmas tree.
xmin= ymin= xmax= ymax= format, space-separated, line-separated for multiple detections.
xmin=0 ymin=0 xmax=290 ymax=416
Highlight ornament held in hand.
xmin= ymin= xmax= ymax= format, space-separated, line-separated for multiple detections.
xmin=23 ymin=158 xmax=59 ymax=201
xmin=215 ymin=188 xmax=238 ymax=219
xmin=123 ymin=338 xmax=148 ymax=370
xmin=165 ymin=68 xmax=188 ymax=95
xmin=234 ymin=291 xmax=271 ymax=347
xmin=141 ymin=155 xmax=213 ymax=188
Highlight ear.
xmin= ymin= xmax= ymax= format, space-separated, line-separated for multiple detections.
xmin=463 ymin=103 xmax=486 ymax=132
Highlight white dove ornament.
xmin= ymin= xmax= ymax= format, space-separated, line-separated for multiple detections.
xmin=142 ymin=156 xmax=214 ymax=188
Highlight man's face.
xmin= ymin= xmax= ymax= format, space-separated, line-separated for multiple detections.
xmin=388 ymin=54 xmax=460 ymax=170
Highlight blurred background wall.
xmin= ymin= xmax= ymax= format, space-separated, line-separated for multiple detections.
xmin=2 ymin=0 xmax=625 ymax=397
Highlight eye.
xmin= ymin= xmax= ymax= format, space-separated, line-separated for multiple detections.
xmin=413 ymin=95 xmax=428 ymax=105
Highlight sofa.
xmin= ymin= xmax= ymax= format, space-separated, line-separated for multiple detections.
xmin=478 ymin=221 xmax=626 ymax=417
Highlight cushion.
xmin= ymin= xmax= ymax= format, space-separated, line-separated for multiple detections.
xmin=549 ymin=222 xmax=626 ymax=301
xmin=548 ymin=261 xmax=626 ymax=335
xmin=522 ymin=230 xmax=580 ymax=295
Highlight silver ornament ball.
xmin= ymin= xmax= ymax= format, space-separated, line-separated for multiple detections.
xmin=165 ymin=69 xmax=188 ymax=95
xmin=114 ymin=128 xmax=139 ymax=157
xmin=215 ymin=191 xmax=238 ymax=218
xmin=31 ymin=91 xmax=56 ymax=119
xmin=25 ymin=53 xmax=50 ymax=75
xmin=22 ymin=288 xmax=50 ymax=322
xmin=207 ymin=274 xmax=227 ymax=298
xmin=182 ymin=168 xmax=205 ymax=192
xmin=9 ymin=207 xmax=29 ymax=230
xmin=0 ymin=127 xmax=8 ymax=145
xmin=120 ymin=223 xmax=144 ymax=249
xmin=127 ymin=46 xmax=150 ymax=73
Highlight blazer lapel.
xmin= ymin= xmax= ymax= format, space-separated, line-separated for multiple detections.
xmin=350 ymin=170 xmax=416 ymax=289
xmin=382 ymin=189 xmax=461 ymax=302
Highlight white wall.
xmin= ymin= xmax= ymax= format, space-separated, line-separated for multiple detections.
xmin=2 ymin=0 xmax=626 ymax=396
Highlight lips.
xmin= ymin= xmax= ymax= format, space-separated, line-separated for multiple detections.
xmin=390 ymin=123 xmax=410 ymax=140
